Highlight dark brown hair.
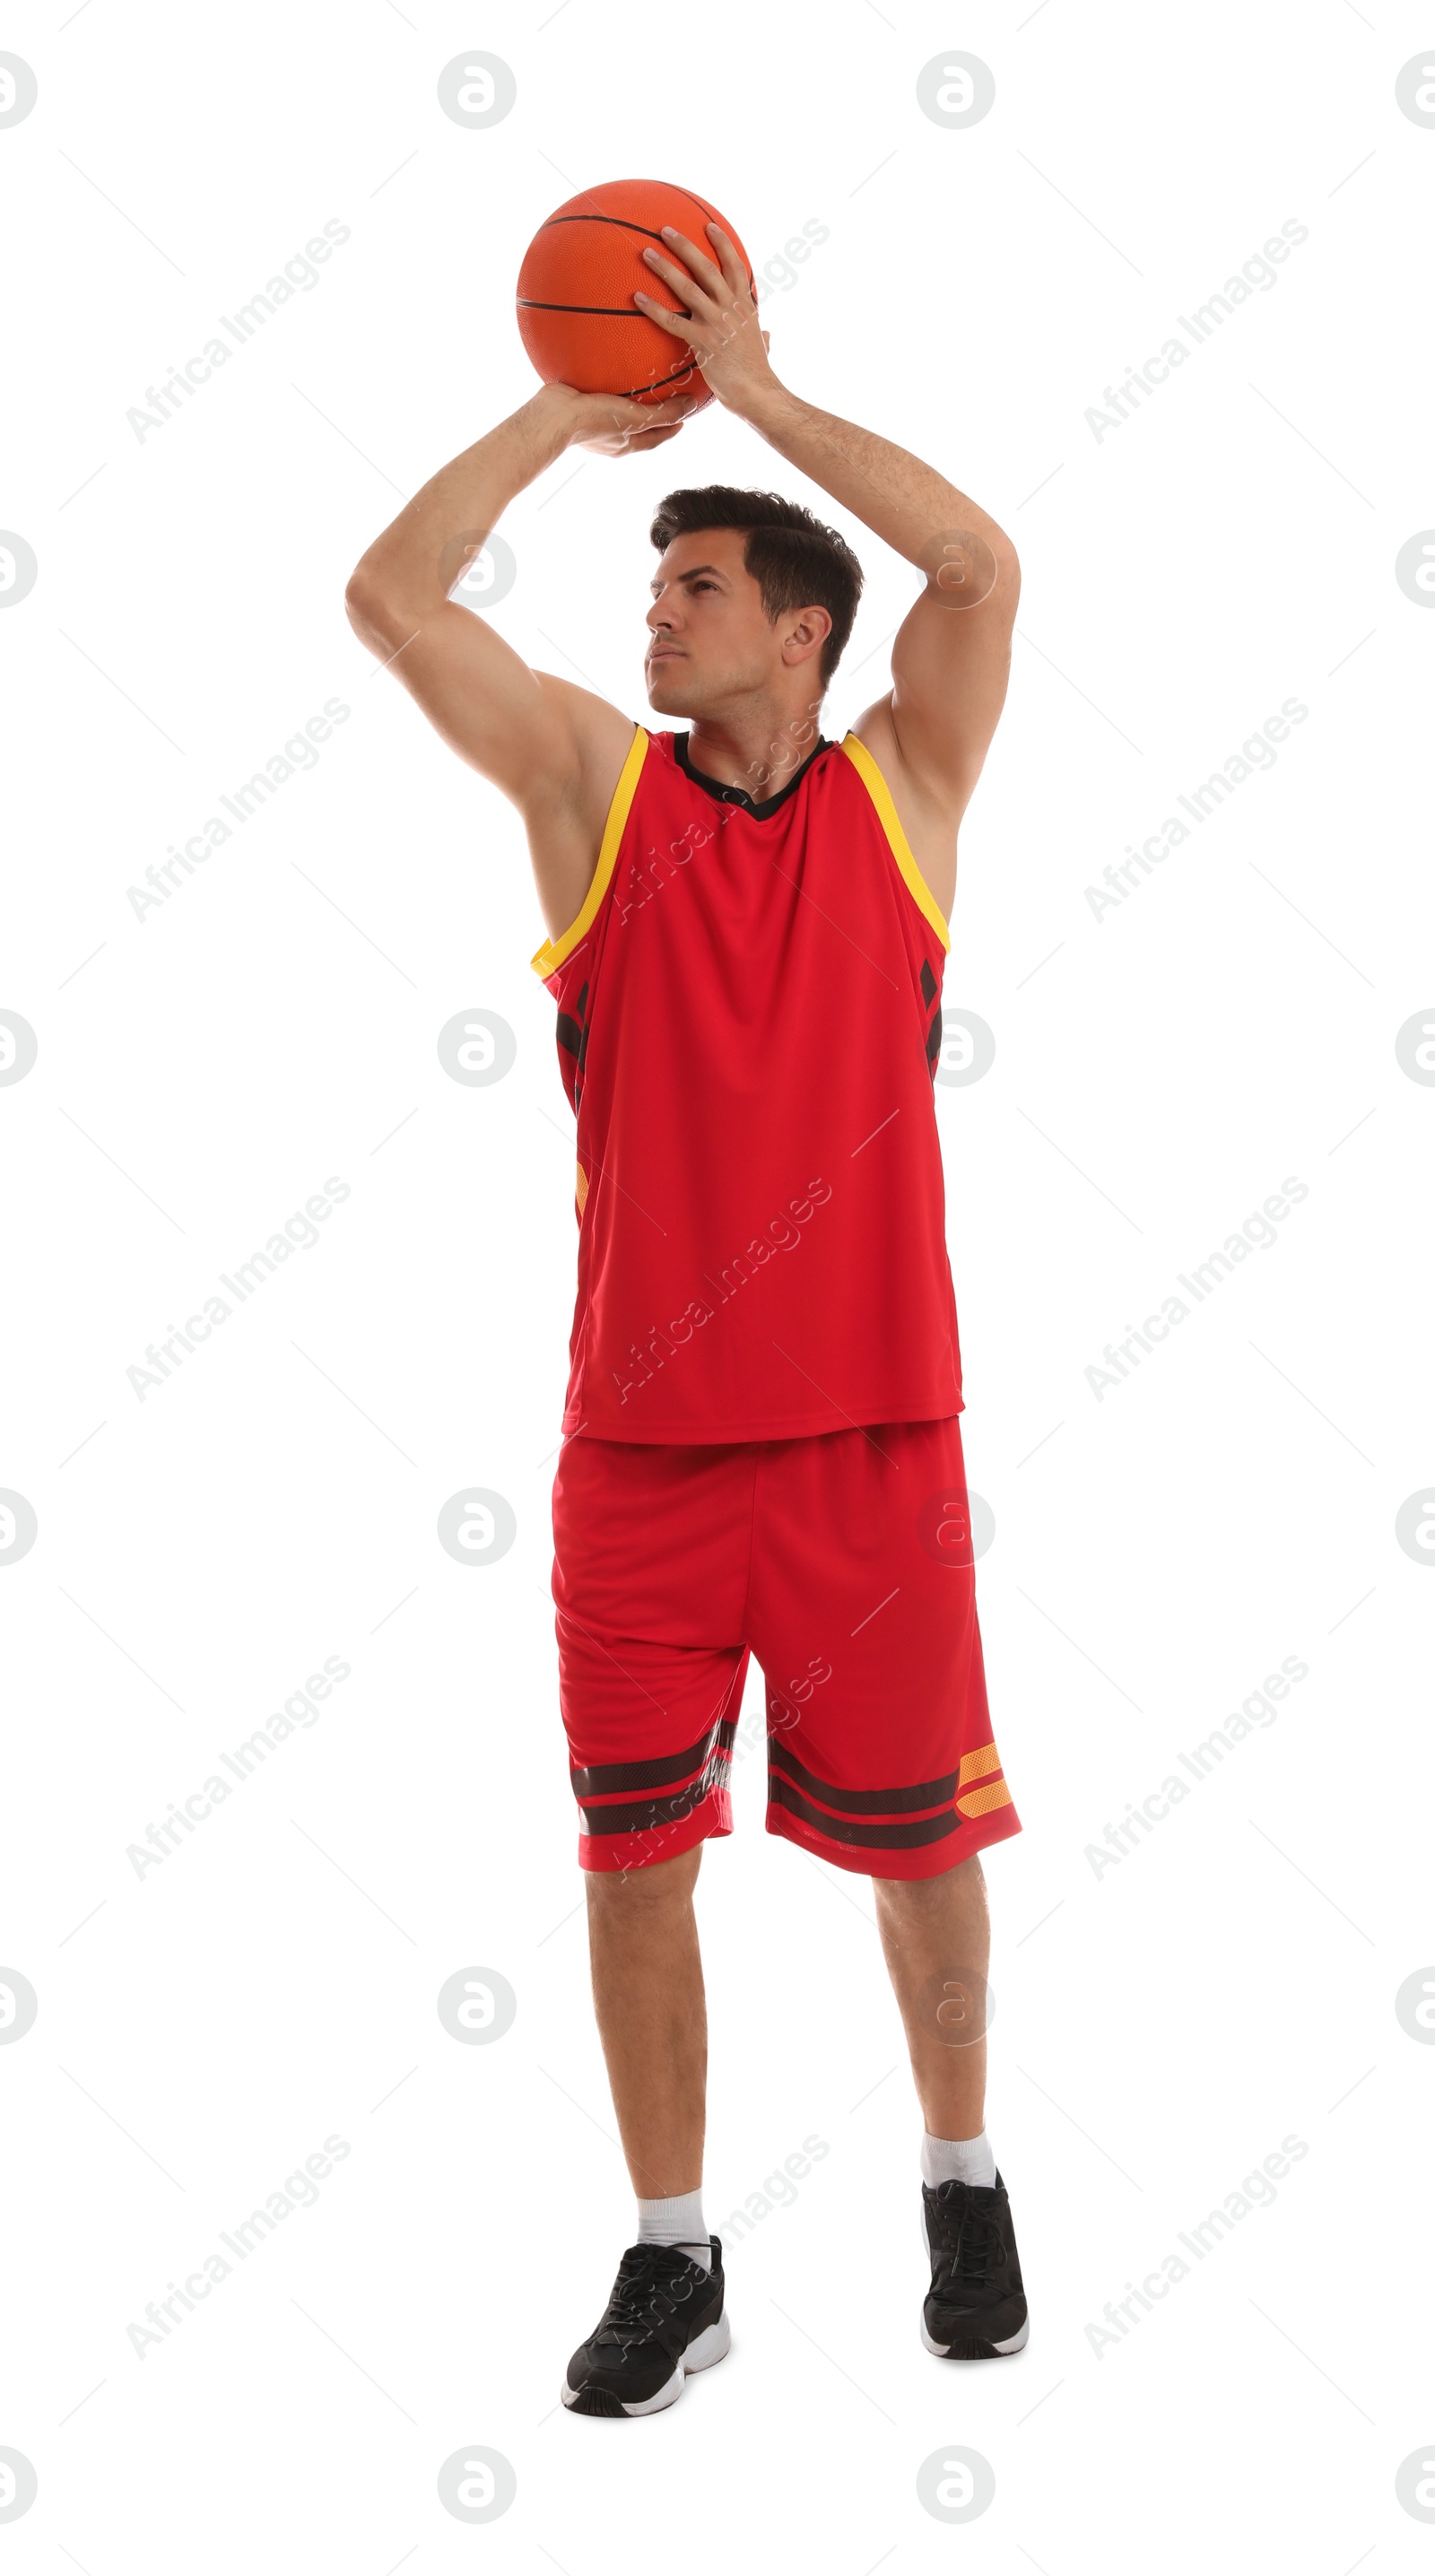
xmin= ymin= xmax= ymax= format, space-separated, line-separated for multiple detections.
xmin=648 ymin=484 xmax=863 ymax=691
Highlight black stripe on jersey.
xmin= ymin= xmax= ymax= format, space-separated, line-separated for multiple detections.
xmin=920 ymin=958 xmax=938 ymax=1008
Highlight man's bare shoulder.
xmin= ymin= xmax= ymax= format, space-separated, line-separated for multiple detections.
xmin=523 ymin=675 xmax=644 ymax=944
xmin=847 ymin=695 xmax=963 ymax=928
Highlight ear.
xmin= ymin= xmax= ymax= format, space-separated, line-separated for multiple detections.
xmin=778 ymin=603 xmax=834 ymax=664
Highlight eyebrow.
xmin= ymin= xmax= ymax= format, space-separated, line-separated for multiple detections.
xmin=649 ymin=564 xmax=726 ymax=596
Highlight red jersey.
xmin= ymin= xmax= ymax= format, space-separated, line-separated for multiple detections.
xmin=531 ymin=724 xmax=963 ymax=1442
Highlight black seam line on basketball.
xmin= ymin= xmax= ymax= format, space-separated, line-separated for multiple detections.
xmin=518 ymin=300 xmax=692 ymax=315
xmin=676 ymin=186 xmax=724 ymax=228
xmin=536 ymin=216 xmax=685 ymax=247
xmin=578 ymin=1775 xmax=727 ymax=1835
xmin=766 ymin=1734 xmax=961 ymax=1815
xmin=571 ymin=1717 xmax=736 ymax=1799
xmin=621 ymin=364 xmax=704 ymax=397
xmin=768 ymin=1776 xmax=962 ymax=1850
xmin=533 ymin=209 xmax=754 ymax=288
xmin=520 ymin=344 xmax=706 ymax=399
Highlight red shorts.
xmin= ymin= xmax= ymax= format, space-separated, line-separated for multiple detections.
xmin=550 ymin=1415 xmax=1021 ymax=1880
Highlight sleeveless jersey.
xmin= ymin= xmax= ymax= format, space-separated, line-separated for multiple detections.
xmin=531 ymin=725 xmax=964 ymax=1442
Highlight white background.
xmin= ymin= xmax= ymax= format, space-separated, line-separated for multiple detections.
xmin=3 ymin=0 xmax=1432 ymax=2566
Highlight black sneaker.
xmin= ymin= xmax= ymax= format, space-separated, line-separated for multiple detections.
xmin=921 ymin=2172 xmax=1029 ymax=2358
xmin=561 ymin=2237 xmax=730 ymax=2416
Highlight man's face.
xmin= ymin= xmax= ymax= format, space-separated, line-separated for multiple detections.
xmin=645 ymin=527 xmax=796 ymax=717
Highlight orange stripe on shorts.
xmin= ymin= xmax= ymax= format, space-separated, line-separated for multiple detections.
xmin=957 ymin=1777 xmax=1013 ymax=1820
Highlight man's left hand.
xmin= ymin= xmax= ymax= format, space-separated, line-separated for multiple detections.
xmin=634 ymin=222 xmax=778 ymax=418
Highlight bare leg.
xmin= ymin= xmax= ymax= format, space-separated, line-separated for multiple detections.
xmin=873 ymin=1855 xmax=991 ymax=2139
xmin=585 ymin=1844 xmax=707 ymax=2199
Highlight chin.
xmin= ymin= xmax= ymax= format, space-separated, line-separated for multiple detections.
xmin=646 ymin=666 xmax=700 ymax=717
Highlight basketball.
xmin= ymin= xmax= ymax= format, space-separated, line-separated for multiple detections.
xmin=516 ymin=178 xmax=755 ymax=413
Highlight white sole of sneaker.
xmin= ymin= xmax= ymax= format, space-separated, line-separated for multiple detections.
xmin=561 ymin=2311 xmax=732 ymax=2416
xmin=921 ymin=2316 xmax=1030 ymax=2357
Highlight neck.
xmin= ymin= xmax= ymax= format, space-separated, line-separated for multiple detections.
xmin=684 ymin=702 xmax=825 ymax=801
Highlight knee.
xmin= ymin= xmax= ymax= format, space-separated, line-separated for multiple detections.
xmin=585 ymin=1845 xmax=702 ymax=1916
xmin=873 ymin=1853 xmax=986 ymax=1906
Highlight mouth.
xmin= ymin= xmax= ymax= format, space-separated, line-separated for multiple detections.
xmin=647 ymin=648 xmax=684 ymax=663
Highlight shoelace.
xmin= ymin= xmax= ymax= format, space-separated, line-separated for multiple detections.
xmin=931 ymin=2206 xmax=1004 ymax=2299
xmin=592 ymin=2244 xmax=704 ymax=2350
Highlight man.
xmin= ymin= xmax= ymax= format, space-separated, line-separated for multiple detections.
xmin=346 ymin=216 xmax=1026 ymax=2416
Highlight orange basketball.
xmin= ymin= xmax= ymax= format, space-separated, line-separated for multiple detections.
xmin=517 ymin=178 xmax=755 ymax=412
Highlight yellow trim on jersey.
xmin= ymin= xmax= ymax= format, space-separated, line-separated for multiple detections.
xmin=838 ymin=730 xmax=951 ymax=952
xmin=529 ymin=724 xmax=649 ymax=977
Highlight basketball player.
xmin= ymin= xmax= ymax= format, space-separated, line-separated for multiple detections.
xmin=346 ymin=217 xmax=1026 ymax=2415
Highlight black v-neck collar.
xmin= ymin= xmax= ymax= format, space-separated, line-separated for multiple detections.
xmin=674 ymin=730 xmax=832 ymax=819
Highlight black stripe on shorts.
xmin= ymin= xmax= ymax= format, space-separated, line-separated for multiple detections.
xmin=579 ymin=1762 xmax=730 ymax=1838
xmin=767 ymin=1733 xmax=959 ymax=1817
xmin=768 ymin=1773 xmax=961 ymax=1852
xmin=571 ymin=1714 xmax=736 ymax=1802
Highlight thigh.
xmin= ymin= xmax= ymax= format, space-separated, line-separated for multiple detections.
xmin=551 ymin=1433 xmax=753 ymax=1872
xmin=745 ymin=1415 xmax=1021 ymax=1879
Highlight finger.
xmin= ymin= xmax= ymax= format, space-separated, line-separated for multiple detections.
xmin=639 ymin=242 xmax=708 ymax=309
xmin=656 ymin=223 xmax=726 ymax=290
xmin=632 ymin=288 xmax=691 ymax=337
xmin=621 ymin=388 xmax=691 ymax=422
xmin=592 ymin=395 xmax=663 ymax=435
xmin=628 ymin=396 xmax=695 ymax=431
xmin=701 ymin=222 xmax=746 ymax=290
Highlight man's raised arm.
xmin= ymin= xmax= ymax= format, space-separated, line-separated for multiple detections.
xmin=632 ymin=222 xmax=1019 ymax=828
xmin=344 ymin=382 xmax=690 ymax=933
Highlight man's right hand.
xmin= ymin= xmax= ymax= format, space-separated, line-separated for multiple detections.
xmin=549 ymin=381 xmax=699 ymax=457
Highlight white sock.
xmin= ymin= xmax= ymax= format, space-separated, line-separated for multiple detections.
xmin=922 ymin=2128 xmax=997 ymax=2190
xmin=637 ymin=2189 xmax=711 ymax=2270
